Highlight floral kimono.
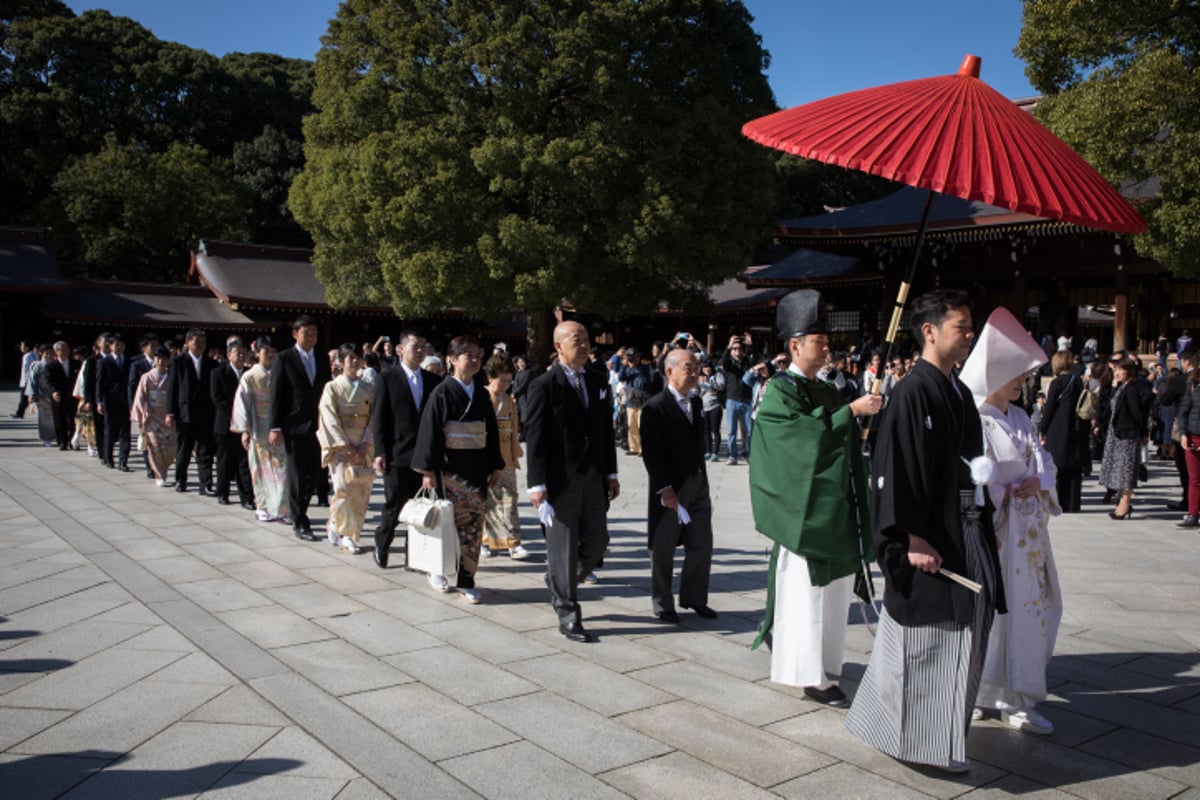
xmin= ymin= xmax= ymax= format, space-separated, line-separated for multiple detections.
xmin=317 ymin=374 xmax=375 ymax=547
xmin=231 ymin=364 xmax=290 ymax=522
xmin=484 ymin=389 xmax=523 ymax=550
xmin=131 ymin=367 xmax=176 ymax=481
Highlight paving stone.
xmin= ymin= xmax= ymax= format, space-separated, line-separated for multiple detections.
xmin=174 ymin=577 xmax=274 ymax=613
xmin=525 ymin=625 xmax=680 ymax=673
xmin=109 ymin=536 xmax=188 ymax=561
xmin=218 ymin=605 xmax=336 ymax=650
xmin=0 ymin=707 xmax=72 ymax=750
xmin=251 ymin=672 xmax=475 ymax=798
xmin=183 ymin=540 xmax=261 ymax=565
xmin=440 ymin=740 xmax=625 ymax=800
xmin=765 ymin=708 xmax=1003 ymax=798
xmin=300 ymin=565 xmax=396 ymax=595
xmin=477 ymin=691 xmax=671 ymax=773
xmin=219 ymin=559 xmax=309 ymax=589
xmin=352 ymin=587 xmax=472 ymax=625
xmin=343 ymin=682 xmax=519 ymax=761
xmin=0 ymin=617 xmax=150 ymax=664
xmin=507 ymin=652 xmax=674 ymax=716
xmin=1047 ymin=654 xmax=1200 ymax=707
xmin=0 ymin=552 xmax=92 ymax=590
xmin=200 ymin=773 xmax=351 ymax=799
xmin=1078 ymin=728 xmax=1200 ymax=788
xmin=333 ymin=777 xmax=392 ymax=800
xmin=772 ymin=762 xmax=936 ymax=799
xmin=0 ymin=564 xmax=111 ymax=615
xmin=459 ymin=592 xmax=563 ymax=632
xmin=121 ymin=625 xmax=197 ymax=652
xmin=256 ymin=545 xmax=345 ymax=570
xmin=386 ymin=645 xmax=538 ymax=706
xmin=184 ymin=685 xmax=291 ymax=726
xmin=1018 ymin=703 xmax=1120 ymax=748
xmin=599 ymin=751 xmax=779 ymax=800
xmin=317 ymin=607 xmax=443 ymax=656
xmin=629 ymin=660 xmax=806 ymax=725
xmin=145 ymin=650 xmax=239 ymax=685
xmin=262 ymin=583 xmax=368 ymax=618
xmin=87 ymin=601 xmax=162 ymax=626
xmin=957 ymin=774 xmax=1077 ymax=798
xmin=620 ymin=700 xmax=832 ymax=787
xmin=139 ymin=553 xmax=225 ymax=584
xmin=965 ymin=725 xmax=1186 ymax=800
xmin=147 ymin=598 xmax=290 ymax=681
xmin=1051 ymin=681 xmax=1200 ymax=749
xmin=12 ymin=679 xmax=224 ymax=754
xmin=0 ymin=671 xmax=43 ymax=696
xmin=2 ymin=647 xmax=185 ymax=709
xmin=153 ymin=524 xmax=225 ymax=545
xmin=634 ymin=629 xmax=770 ymax=681
xmin=417 ymin=616 xmax=558 ymax=663
xmin=57 ymin=720 xmax=279 ymax=800
xmin=272 ymin=639 xmax=413 ymax=696
xmin=239 ymin=726 xmax=360 ymax=780
xmin=85 ymin=521 xmax=159 ymax=542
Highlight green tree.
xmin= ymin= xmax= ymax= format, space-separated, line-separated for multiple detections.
xmin=1016 ymin=0 xmax=1200 ymax=274
xmin=52 ymin=135 xmax=250 ymax=282
xmin=233 ymin=125 xmax=311 ymax=245
xmin=291 ymin=0 xmax=778 ymax=336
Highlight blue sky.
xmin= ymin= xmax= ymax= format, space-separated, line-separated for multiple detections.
xmin=64 ymin=0 xmax=1037 ymax=105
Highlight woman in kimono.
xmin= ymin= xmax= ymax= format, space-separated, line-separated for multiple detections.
xmin=70 ymin=346 xmax=93 ymax=452
xmin=231 ymin=336 xmax=290 ymax=523
xmin=412 ymin=335 xmax=504 ymax=603
xmin=317 ymin=342 xmax=376 ymax=554
xmin=973 ymin=372 xmax=1062 ymax=736
xmin=28 ymin=344 xmax=56 ymax=446
xmin=481 ymin=353 xmax=527 ymax=559
xmin=131 ymin=346 xmax=176 ymax=486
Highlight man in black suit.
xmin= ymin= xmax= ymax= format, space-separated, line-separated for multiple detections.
xmin=46 ymin=341 xmax=79 ymax=451
xmin=211 ymin=339 xmax=254 ymax=508
xmin=371 ymin=329 xmax=441 ymax=567
xmin=525 ymin=321 xmax=619 ymax=643
xmin=166 ymin=328 xmax=218 ymax=493
xmin=128 ymin=333 xmax=160 ymax=478
xmin=639 ymin=348 xmax=716 ymax=623
xmin=97 ymin=333 xmax=134 ymax=471
xmin=269 ymin=315 xmax=330 ymax=540
xmin=85 ymin=333 xmax=112 ymax=461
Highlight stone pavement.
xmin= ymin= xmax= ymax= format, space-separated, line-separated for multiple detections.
xmin=1 ymin=409 xmax=1198 ymax=799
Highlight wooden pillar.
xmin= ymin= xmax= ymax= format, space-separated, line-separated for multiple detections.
xmin=1014 ymin=272 xmax=1028 ymax=328
xmin=1113 ymin=269 xmax=1128 ymax=353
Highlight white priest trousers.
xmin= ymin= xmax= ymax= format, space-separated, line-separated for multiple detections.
xmin=771 ymin=548 xmax=854 ymax=689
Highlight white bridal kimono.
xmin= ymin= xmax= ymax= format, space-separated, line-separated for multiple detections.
xmin=976 ymin=401 xmax=1063 ymax=712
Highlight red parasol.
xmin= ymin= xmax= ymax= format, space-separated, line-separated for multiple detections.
xmin=743 ymin=55 xmax=1145 ymax=234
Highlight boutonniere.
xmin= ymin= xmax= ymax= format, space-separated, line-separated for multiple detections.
xmin=599 ymin=389 xmax=607 ymax=400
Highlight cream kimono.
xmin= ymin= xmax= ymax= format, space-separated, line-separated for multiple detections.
xmin=231 ymin=364 xmax=290 ymax=521
xmin=484 ymin=390 xmax=523 ymax=550
xmin=317 ymin=375 xmax=375 ymax=545
xmin=977 ymin=402 xmax=1063 ymax=712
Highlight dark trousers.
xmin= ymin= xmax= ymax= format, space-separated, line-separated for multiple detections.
xmin=316 ymin=466 xmax=330 ymax=505
xmin=175 ymin=422 xmax=214 ymax=489
xmin=374 ymin=463 xmax=424 ymax=550
xmin=650 ymin=477 xmax=713 ymax=615
xmin=52 ymin=398 xmax=76 ymax=449
xmin=214 ymin=432 xmax=253 ymax=502
xmin=93 ymin=408 xmax=106 ymax=458
xmin=545 ymin=465 xmax=609 ymax=625
xmin=14 ymin=391 xmax=29 ymax=418
xmin=1175 ymin=443 xmax=1189 ymax=504
xmin=285 ymin=432 xmax=321 ymax=528
xmin=703 ymin=407 xmax=723 ymax=456
xmin=103 ymin=405 xmax=131 ymax=467
xmin=1055 ymin=467 xmax=1082 ymax=513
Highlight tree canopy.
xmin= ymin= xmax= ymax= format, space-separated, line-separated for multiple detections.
xmin=290 ymin=0 xmax=779 ymax=319
xmin=0 ymin=6 xmax=315 ymax=277
xmin=1016 ymin=0 xmax=1200 ymax=274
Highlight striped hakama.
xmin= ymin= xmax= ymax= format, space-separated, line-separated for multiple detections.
xmin=845 ymin=492 xmax=998 ymax=768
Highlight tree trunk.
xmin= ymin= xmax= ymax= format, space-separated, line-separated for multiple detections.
xmin=526 ymin=309 xmax=556 ymax=373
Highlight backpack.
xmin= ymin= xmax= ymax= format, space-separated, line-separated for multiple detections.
xmin=1075 ymin=382 xmax=1100 ymax=421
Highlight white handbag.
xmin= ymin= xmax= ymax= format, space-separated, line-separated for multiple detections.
xmin=404 ymin=487 xmax=457 ymax=578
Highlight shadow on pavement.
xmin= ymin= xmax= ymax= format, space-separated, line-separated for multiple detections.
xmin=0 ymin=751 xmax=305 ymax=798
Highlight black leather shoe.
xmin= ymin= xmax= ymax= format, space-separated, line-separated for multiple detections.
xmin=681 ymin=604 xmax=718 ymax=619
xmin=240 ymin=500 xmax=255 ymax=511
xmin=198 ymin=487 xmax=210 ymax=497
xmin=217 ymin=497 xmax=232 ymax=505
xmin=1178 ymin=515 xmax=1198 ymax=529
xmin=373 ymin=533 xmax=393 ymax=568
xmin=559 ymin=622 xmax=592 ymax=643
xmin=655 ymin=610 xmax=681 ymax=624
xmin=804 ymin=685 xmax=850 ymax=708
xmin=117 ymin=465 xmax=132 ymax=472
xmin=175 ymin=484 xmax=187 ymax=493
xmin=316 ymin=498 xmax=329 ymax=507
xmin=294 ymin=525 xmax=314 ymax=541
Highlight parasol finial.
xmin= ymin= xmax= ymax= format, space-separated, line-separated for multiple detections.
xmin=958 ymin=54 xmax=981 ymax=78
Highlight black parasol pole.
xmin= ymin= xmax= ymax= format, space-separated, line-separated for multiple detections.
xmin=862 ymin=188 xmax=937 ymax=445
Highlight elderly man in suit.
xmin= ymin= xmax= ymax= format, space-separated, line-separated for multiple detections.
xmin=166 ymin=328 xmax=219 ymax=493
xmin=639 ymin=347 xmax=716 ymax=623
xmin=97 ymin=333 xmax=134 ymax=471
xmin=370 ymin=329 xmax=442 ymax=568
xmin=270 ymin=315 xmax=330 ymax=541
xmin=525 ymin=321 xmax=619 ymax=643
xmin=46 ymin=341 xmax=79 ymax=451
xmin=211 ymin=339 xmax=254 ymax=508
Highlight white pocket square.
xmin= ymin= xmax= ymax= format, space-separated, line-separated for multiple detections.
xmin=599 ymin=390 xmax=607 ymax=399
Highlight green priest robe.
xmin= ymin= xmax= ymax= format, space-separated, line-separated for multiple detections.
xmin=749 ymin=369 xmax=874 ymax=648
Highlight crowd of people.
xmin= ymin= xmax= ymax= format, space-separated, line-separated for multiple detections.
xmin=7 ymin=296 xmax=1187 ymax=777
